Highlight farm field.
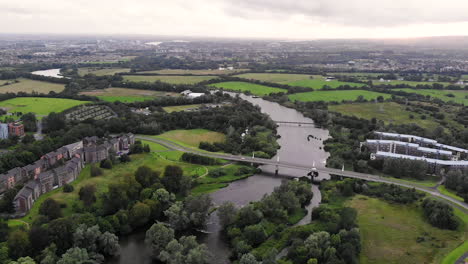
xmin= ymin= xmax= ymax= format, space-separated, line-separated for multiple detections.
xmin=155 ymin=129 xmax=226 ymax=147
xmin=0 ymin=78 xmax=65 ymax=94
xmin=163 ymin=104 xmax=202 ymax=113
xmin=347 ymin=195 xmax=467 ymax=264
xmin=288 ymin=90 xmax=391 ymax=102
xmin=235 ymin=73 xmax=366 ymax=89
xmin=123 ymin=75 xmax=216 ymax=84
xmin=395 ymin=89 xmax=468 ymax=105
xmin=79 ymin=87 xmax=180 ymax=102
xmin=209 ymin=81 xmax=287 ymax=95
xmin=78 ymin=67 xmax=131 ymax=76
xmin=372 ymin=80 xmax=451 ymax=87
xmin=138 ymin=69 xmax=248 ymax=75
xmin=328 ymin=102 xmax=440 ymax=129
xmin=0 ymin=97 xmax=89 ymax=117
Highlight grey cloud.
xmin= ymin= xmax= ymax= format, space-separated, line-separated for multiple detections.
xmin=221 ymin=0 xmax=468 ymax=27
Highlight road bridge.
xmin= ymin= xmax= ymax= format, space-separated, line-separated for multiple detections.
xmin=137 ymin=136 xmax=468 ymax=213
xmin=273 ymin=121 xmax=316 ymax=126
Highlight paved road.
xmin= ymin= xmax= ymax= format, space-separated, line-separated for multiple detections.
xmin=138 ymin=136 xmax=468 ymax=213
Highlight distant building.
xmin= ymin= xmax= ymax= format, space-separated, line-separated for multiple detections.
xmin=8 ymin=123 xmax=24 ymax=137
xmin=0 ymin=123 xmax=8 ymax=139
xmin=180 ymin=90 xmax=205 ymax=98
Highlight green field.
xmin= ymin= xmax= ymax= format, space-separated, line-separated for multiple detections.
xmin=329 ymin=102 xmax=440 ymax=129
xmin=138 ymin=69 xmax=248 ymax=75
xmin=395 ymin=89 xmax=468 ymax=105
xmin=123 ymin=75 xmax=216 ymax=84
xmin=288 ymin=90 xmax=391 ymax=102
xmin=209 ymin=81 xmax=287 ymax=95
xmin=373 ymin=80 xmax=451 ymax=87
xmin=78 ymin=67 xmax=131 ymax=76
xmin=0 ymin=78 xmax=65 ymax=94
xmin=163 ymin=104 xmax=202 ymax=113
xmin=155 ymin=129 xmax=226 ymax=147
xmin=79 ymin=87 xmax=180 ymax=103
xmin=235 ymin=73 xmax=365 ymax=89
xmin=347 ymin=195 xmax=467 ymax=264
xmin=0 ymin=97 xmax=89 ymax=117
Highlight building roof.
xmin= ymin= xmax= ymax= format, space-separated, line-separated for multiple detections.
xmin=435 ymin=143 xmax=468 ymax=154
xmin=418 ymin=147 xmax=452 ymax=155
xmin=375 ymin=151 xmax=468 ymax=166
xmin=366 ymin=139 xmax=419 ymax=148
xmin=374 ymin=131 xmax=437 ymax=144
xmin=14 ymin=187 xmax=32 ymax=200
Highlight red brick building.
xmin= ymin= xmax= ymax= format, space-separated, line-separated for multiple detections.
xmin=8 ymin=122 xmax=25 ymax=137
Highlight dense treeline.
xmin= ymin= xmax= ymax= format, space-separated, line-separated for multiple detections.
xmin=218 ymin=180 xmax=313 ymax=262
xmin=180 ymin=153 xmax=221 ymax=165
xmin=421 ymin=198 xmax=459 ymax=230
xmin=127 ymin=55 xmax=219 ymax=72
xmin=444 ymin=170 xmax=468 ymax=202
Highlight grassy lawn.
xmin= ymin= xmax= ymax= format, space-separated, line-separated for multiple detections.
xmin=437 ymin=186 xmax=464 ymax=202
xmin=163 ymin=104 xmax=202 ymax=113
xmin=123 ymin=75 xmax=215 ymax=84
xmin=395 ymin=89 xmax=468 ymax=105
xmin=140 ymin=139 xmax=169 ymax=151
xmin=235 ymin=73 xmax=365 ymax=90
xmin=78 ymin=67 xmax=131 ymax=76
xmin=0 ymin=78 xmax=65 ymax=94
xmin=209 ymin=81 xmax=287 ymax=95
xmin=79 ymin=87 xmax=180 ymax=103
xmin=373 ymin=80 xmax=451 ymax=87
xmin=442 ymin=208 xmax=468 ymax=264
xmin=138 ymin=69 xmax=247 ymax=75
xmin=288 ymin=90 xmax=391 ymax=102
xmin=347 ymin=195 xmax=467 ymax=264
xmin=329 ymin=102 xmax=440 ymax=130
xmin=0 ymin=97 xmax=90 ymax=117
xmin=154 ymin=129 xmax=226 ymax=147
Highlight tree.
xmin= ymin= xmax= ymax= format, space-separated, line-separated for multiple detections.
xmin=152 ymin=188 xmax=176 ymax=211
xmin=0 ymin=219 xmax=8 ymax=242
xmin=135 ymin=166 xmax=160 ymax=188
xmin=164 ymin=202 xmax=190 ymax=231
xmin=39 ymin=198 xmax=62 ymax=220
xmin=8 ymin=230 xmax=31 ymax=259
xmin=239 ymin=253 xmax=260 ymax=264
xmin=129 ymin=202 xmax=151 ymax=227
xmin=98 ymin=232 xmax=120 ymax=257
xmin=243 ymin=224 xmax=267 ymax=246
xmin=22 ymin=134 xmax=35 ymax=144
xmin=159 ymin=236 xmax=210 ymax=264
xmin=56 ymin=247 xmax=97 ymax=264
xmin=39 ymin=243 xmax=58 ymax=264
xmin=9 ymin=256 xmax=36 ymax=264
xmin=28 ymin=226 xmax=50 ymax=255
xmin=184 ymin=194 xmax=212 ymax=227
xmin=21 ymin=113 xmax=37 ymax=132
xmin=145 ymin=223 xmax=175 ymax=259
xmin=236 ymin=205 xmax=263 ymax=228
xmin=119 ymin=154 xmax=131 ymax=163
xmin=162 ymin=165 xmax=184 ymax=193
xmin=339 ymin=207 xmax=357 ymax=230
xmin=47 ymin=218 xmax=75 ymax=255
xmin=0 ymin=243 xmax=9 ymax=264
xmin=79 ymin=185 xmax=97 ymax=207
xmin=217 ymin=202 xmax=237 ymax=229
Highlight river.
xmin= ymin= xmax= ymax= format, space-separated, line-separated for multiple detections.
xmin=31 ymin=68 xmax=63 ymax=78
xmin=109 ymin=94 xmax=331 ymax=264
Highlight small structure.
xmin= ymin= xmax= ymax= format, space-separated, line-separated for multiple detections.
xmin=180 ymin=90 xmax=205 ymax=98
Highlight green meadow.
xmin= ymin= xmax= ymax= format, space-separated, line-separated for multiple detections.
xmin=79 ymin=87 xmax=180 ymax=103
xmin=0 ymin=78 xmax=65 ymax=94
xmin=372 ymin=80 xmax=451 ymax=87
xmin=395 ymin=88 xmax=468 ymax=105
xmin=78 ymin=67 xmax=131 ymax=76
xmin=0 ymin=97 xmax=89 ymax=117
xmin=288 ymin=90 xmax=391 ymax=102
xmin=209 ymin=81 xmax=287 ymax=95
xmin=235 ymin=73 xmax=366 ymax=89
xmin=328 ymin=102 xmax=440 ymax=129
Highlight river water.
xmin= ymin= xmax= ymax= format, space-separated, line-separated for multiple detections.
xmin=109 ymin=94 xmax=330 ymax=264
xmin=31 ymin=68 xmax=63 ymax=78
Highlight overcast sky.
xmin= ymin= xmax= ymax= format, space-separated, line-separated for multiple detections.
xmin=2 ymin=0 xmax=468 ymax=39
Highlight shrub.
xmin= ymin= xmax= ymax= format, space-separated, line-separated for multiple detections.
xmin=208 ymin=168 xmax=226 ymax=178
xmin=100 ymin=159 xmax=113 ymax=169
xmin=90 ymin=164 xmax=103 ymax=177
xmin=63 ymin=184 xmax=74 ymax=193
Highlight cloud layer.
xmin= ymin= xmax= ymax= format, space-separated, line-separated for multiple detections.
xmin=1 ymin=0 xmax=468 ymax=39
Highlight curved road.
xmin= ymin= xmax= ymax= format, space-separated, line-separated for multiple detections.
xmin=138 ymin=136 xmax=468 ymax=213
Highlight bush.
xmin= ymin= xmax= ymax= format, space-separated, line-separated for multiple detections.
xmin=421 ymin=198 xmax=459 ymax=230
xmin=100 ymin=159 xmax=113 ymax=169
xmin=181 ymin=153 xmax=220 ymax=165
xmin=90 ymin=164 xmax=103 ymax=177
xmin=208 ymin=168 xmax=226 ymax=178
xmin=120 ymin=154 xmax=131 ymax=163
xmin=63 ymin=184 xmax=74 ymax=193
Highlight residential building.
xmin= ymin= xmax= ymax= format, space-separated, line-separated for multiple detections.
xmin=0 ymin=123 xmax=8 ymax=139
xmin=8 ymin=123 xmax=25 ymax=137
